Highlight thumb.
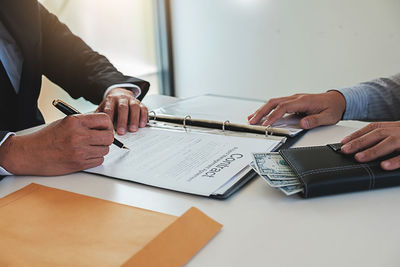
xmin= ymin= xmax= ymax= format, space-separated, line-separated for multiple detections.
xmin=300 ymin=113 xmax=328 ymax=129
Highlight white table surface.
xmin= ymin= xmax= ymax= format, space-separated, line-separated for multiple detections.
xmin=1 ymin=94 xmax=399 ymax=267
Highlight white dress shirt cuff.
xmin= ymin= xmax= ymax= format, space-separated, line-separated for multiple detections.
xmin=103 ymin=84 xmax=141 ymax=100
xmin=0 ymin=132 xmax=15 ymax=176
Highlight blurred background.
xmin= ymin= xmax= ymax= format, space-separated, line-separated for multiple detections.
xmin=38 ymin=0 xmax=400 ymax=122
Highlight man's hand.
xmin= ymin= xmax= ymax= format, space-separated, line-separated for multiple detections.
xmin=0 ymin=113 xmax=114 ymax=176
xmin=341 ymin=122 xmax=400 ymax=170
xmin=96 ymin=87 xmax=148 ymax=135
xmin=247 ymin=91 xmax=346 ymax=129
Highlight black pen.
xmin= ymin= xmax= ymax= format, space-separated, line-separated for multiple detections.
xmin=52 ymin=99 xmax=129 ymax=150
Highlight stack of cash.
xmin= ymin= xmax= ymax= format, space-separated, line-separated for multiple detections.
xmin=251 ymin=152 xmax=303 ymax=196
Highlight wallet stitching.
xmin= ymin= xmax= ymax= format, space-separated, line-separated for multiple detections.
xmin=299 ymin=164 xmax=371 ymax=177
xmin=283 ymin=147 xmax=326 ymax=151
xmin=364 ymin=165 xmax=375 ymax=189
xmin=298 ymin=165 xmax=374 ymax=191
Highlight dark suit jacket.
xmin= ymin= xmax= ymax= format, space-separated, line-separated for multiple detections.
xmin=0 ymin=0 xmax=150 ymax=141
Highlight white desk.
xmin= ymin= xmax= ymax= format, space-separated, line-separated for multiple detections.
xmin=1 ymin=95 xmax=399 ymax=267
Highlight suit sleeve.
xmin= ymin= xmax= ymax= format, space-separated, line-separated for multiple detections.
xmin=0 ymin=131 xmax=14 ymax=178
xmin=0 ymin=131 xmax=5 ymax=178
xmin=38 ymin=4 xmax=149 ymax=104
xmin=0 ymin=131 xmax=10 ymax=143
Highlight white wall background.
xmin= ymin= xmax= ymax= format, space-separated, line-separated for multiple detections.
xmin=40 ymin=0 xmax=157 ymax=79
xmin=170 ymin=0 xmax=400 ymax=100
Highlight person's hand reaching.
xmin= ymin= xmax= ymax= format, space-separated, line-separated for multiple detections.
xmin=341 ymin=122 xmax=400 ymax=170
xmin=248 ymin=91 xmax=346 ymax=129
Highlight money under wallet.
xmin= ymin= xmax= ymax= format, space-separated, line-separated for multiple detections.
xmin=279 ymin=144 xmax=400 ymax=198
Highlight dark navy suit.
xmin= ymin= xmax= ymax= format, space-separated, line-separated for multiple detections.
xmin=0 ymin=0 xmax=149 ymax=142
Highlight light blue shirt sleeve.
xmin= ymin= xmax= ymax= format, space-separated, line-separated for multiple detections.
xmin=336 ymin=73 xmax=400 ymax=121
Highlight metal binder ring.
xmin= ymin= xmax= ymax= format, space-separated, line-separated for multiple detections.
xmin=148 ymin=111 xmax=157 ymax=121
xmin=265 ymin=125 xmax=273 ymax=137
xmin=222 ymin=120 xmax=230 ymax=132
xmin=183 ymin=115 xmax=191 ymax=128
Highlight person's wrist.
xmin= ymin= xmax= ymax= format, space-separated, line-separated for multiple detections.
xmin=106 ymin=87 xmax=134 ymax=97
xmin=0 ymin=135 xmax=21 ymax=174
xmin=327 ymin=90 xmax=346 ymax=119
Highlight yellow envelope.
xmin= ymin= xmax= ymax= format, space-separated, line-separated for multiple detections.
xmin=0 ymin=183 xmax=222 ymax=266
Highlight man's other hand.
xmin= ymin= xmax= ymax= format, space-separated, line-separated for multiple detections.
xmin=247 ymin=91 xmax=346 ymax=129
xmin=96 ymin=87 xmax=148 ymax=135
xmin=0 ymin=113 xmax=114 ymax=176
xmin=341 ymin=122 xmax=400 ymax=170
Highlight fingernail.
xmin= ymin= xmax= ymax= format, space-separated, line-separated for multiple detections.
xmin=130 ymin=125 xmax=138 ymax=132
xmin=118 ymin=127 xmax=126 ymax=135
xmin=140 ymin=121 xmax=146 ymax=128
xmin=341 ymin=144 xmax=350 ymax=152
xmin=382 ymin=161 xmax=391 ymax=169
xmin=355 ymin=152 xmax=364 ymax=160
xmin=303 ymin=119 xmax=310 ymax=129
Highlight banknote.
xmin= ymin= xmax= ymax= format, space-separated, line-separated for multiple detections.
xmin=249 ymin=162 xmax=300 ymax=188
xmin=278 ymin=184 xmax=304 ymax=196
xmin=252 ymin=152 xmax=297 ymax=180
xmin=251 ymin=152 xmax=304 ymax=196
xmin=262 ymin=176 xmax=300 ymax=188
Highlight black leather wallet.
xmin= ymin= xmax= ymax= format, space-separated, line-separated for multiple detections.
xmin=279 ymin=144 xmax=400 ymax=198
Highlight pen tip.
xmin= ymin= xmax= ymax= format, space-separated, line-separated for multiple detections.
xmin=122 ymin=145 xmax=130 ymax=150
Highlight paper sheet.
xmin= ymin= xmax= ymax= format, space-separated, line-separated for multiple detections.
xmin=86 ymin=126 xmax=280 ymax=196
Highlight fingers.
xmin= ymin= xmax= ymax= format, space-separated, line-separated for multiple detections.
xmin=341 ymin=127 xmax=390 ymax=155
xmin=80 ymin=157 xmax=105 ymax=170
xmin=299 ymin=113 xmax=326 ymax=129
xmin=127 ymin=102 xmax=148 ymax=132
xmin=249 ymin=91 xmax=345 ymax=128
xmin=381 ymin=155 xmax=400 ymax=170
xmin=62 ymin=113 xmax=113 ymax=131
xmin=127 ymin=100 xmax=148 ymax=132
xmin=352 ymin=136 xmax=398 ymax=162
xmin=139 ymin=104 xmax=148 ymax=128
xmin=116 ymin=98 xmax=129 ymax=135
xmin=339 ymin=123 xmax=400 ymax=170
xmin=341 ymin=122 xmax=400 ymax=144
xmin=85 ymin=146 xmax=110 ymax=159
xmin=128 ymin=99 xmax=140 ymax=132
xmin=248 ymin=96 xmax=294 ymax=125
xmin=261 ymin=98 xmax=310 ymax=126
xmin=87 ymin=129 xmax=114 ymax=146
xmin=97 ymin=88 xmax=148 ymax=135
xmin=101 ymin=98 xmax=116 ymax=122
xmin=341 ymin=122 xmax=382 ymax=144
xmin=69 ymin=143 xmax=110 ymax=170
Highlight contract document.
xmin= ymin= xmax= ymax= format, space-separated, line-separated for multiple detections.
xmin=86 ymin=126 xmax=281 ymax=196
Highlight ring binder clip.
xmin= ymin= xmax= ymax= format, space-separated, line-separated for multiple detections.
xmin=265 ymin=125 xmax=273 ymax=137
xmin=222 ymin=120 xmax=230 ymax=132
xmin=149 ymin=111 xmax=157 ymax=121
xmin=183 ymin=115 xmax=191 ymax=129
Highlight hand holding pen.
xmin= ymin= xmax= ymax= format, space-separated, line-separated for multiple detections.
xmin=0 ymin=105 xmax=116 ymax=176
xmin=53 ymin=99 xmax=129 ymax=149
